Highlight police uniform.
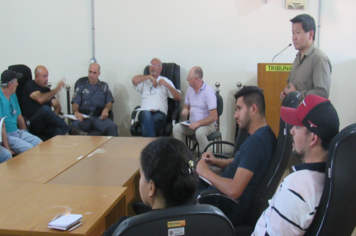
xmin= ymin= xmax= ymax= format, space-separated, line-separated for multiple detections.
xmin=71 ymin=79 xmax=118 ymax=136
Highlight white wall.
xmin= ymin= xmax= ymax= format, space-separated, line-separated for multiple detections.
xmin=1 ymin=0 xmax=355 ymax=141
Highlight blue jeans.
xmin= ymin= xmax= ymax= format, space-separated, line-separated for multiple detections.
xmin=0 ymin=146 xmax=12 ymax=164
xmin=7 ymin=129 xmax=42 ymax=154
xmin=138 ymin=111 xmax=167 ymax=137
xmin=29 ymin=106 xmax=71 ymax=138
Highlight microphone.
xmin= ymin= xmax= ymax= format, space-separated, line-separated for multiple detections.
xmin=272 ymin=43 xmax=292 ymax=62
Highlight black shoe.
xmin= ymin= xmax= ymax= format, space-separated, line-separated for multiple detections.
xmin=69 ymin=128 xmax=88 ymax=135
xmin=132 ymin=201 xmax=152 ymax=215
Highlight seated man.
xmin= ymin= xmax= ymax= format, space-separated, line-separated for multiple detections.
xmin=173 ymin=66 xmax=217 ymax=153
xmin=196 ymin=86 xmax=276 ymax=226
xmin=23 ymin=65 xmax=85 ymax=138
xmin=132 ymin=58 xmax=181 ymax=137
xmin=72 ymin=63 xmax=118 ymax=136
xmin=253 ymin=95 xmax=339 ymax=236
xmin=0 ymin=69 xmax=42 ymax=154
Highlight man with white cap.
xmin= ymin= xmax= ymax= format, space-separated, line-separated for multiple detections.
xmin=253 ymin=94 xmax=339 ymax=236
xmin=0 ymin=69 xmax=42 ymax=155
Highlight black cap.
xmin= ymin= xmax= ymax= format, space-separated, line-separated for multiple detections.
xmin=1 ymin=69 xmax=23 ymax=84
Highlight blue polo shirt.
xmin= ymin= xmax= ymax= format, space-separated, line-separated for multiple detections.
xmin=0 ymin=90 xmax=21 ymax=133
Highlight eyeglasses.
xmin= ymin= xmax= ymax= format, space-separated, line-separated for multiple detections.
xmin=150 ymin=63 xmax=161 ymax=68
xmin=9 ymin=104 xmax=14 ymax=117
xmin=149 ymin=87 xmax=156 ymax=94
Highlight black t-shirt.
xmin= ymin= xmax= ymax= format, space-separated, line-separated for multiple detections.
xmin=22 ymin=80 xmax=53 ymax=118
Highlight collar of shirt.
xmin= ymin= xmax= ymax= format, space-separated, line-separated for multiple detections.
xmin=194 ymin=82 xmax=206 ymax=94
xmin=292 ymin=161 xmax=326 ymax=173
xmin=296 ymin=42 xmax=316 ymax=63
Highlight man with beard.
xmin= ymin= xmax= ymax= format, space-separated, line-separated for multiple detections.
xmin=196 ymin=86 xmax=276 ymax=226
xmin=132 ymin=58 xmax=181 ymax=137
xmin=252 ymin=95 xmax=339 ymax=236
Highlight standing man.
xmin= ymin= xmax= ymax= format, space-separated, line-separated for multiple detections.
xmin=280 ymin=14 xmax=331 ymax=102
xmin=173 ymin=66 xmax=217 ymax=153
xmin=0 ymin=69 xmax=42 ymax=154
xmin=23 ymin=65 xmax=85 ymax=138
xmin=72 ymin=63 xmax=118 ymax=136
xmin=253 ymin=95 xmax=339 ymax=236
xmin=132 ymin=58 xmax=181 ymax=137
xmin=196 ymin=86 xmax=276 ymax=226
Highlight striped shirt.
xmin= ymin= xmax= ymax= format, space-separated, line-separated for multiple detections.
xmin=252 ymin=162 xmax=326 ymax=236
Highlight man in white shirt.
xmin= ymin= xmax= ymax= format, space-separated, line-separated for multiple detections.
xmin=132 ymin=58 xmax=181 ymax=137
xmin=253 ymin=94 xmax=339 ymax=236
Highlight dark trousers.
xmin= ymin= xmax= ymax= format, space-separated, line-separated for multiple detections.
xmin=29 ymin=106 xmax=71 ymax=138
xmin=138 ymin=111 xmax=167 ymax=137
xmin=71 ymin=116 xmax=118 ymax=136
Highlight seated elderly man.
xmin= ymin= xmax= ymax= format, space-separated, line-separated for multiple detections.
xmin=132 ymin=58 xmax=181 ymax=137
xmin=71 ymin=63 xmax=118 ymax=136
xmin=173 ymin=66 xmax=217 ymax=153
xmin=0 ymin=69 xmax=42 ymax=154
xmin=23 ymin=65 xmax=85 ymax=138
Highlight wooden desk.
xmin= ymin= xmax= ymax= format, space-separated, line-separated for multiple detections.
xmin=0 ymin=184 xmax=126 ymax=236
xmin=0 ymin=136 xmax=111 ymax=183
xmin=48 ymin=137 xmax=156 ymax=203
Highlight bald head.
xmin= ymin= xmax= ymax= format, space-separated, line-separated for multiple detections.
xmin=192 ymin=66 xmax=203 ymax=79
xmin=88 ymin=63 xmax=101 ymax=84
xmin=34 ymin=65 xmax=49 ymax=87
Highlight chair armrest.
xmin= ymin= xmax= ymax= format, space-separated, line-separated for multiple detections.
xmin=203 ymin=140 xmax=236 ymax=154
xmin=171 ymin=106 xmax=181 ymax=125
xmin=197 ymin=188 xmax=239 ymax=205
xmin=131 ymin=106 xmax=141 ymax=125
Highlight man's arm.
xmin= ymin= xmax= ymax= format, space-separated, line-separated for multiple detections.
xmin=72 ymin=103 xmax=84 ymax=122
xmin=196 ymin=157 xmax=253 ymax=199
xmin=17 ymin=115 xmax=27 ymax=130
xmin=189 ymin=109 xmax=217 ymax=130
xmin=100 ymin=102 xmax=113 ymax=120
xmin=1 ymin=122 xmax=14 ymax=154
xmin=132 ymin=75 xmax=157 ymax=87
xmin=158 ymin=79 xmax=182 ymax=101
xmin=51 ymin=99 xmax=61 ymax=115
xmin=201 ymin=151 xmax=233 ymax=169
xmin=29 ymin=80 xmax=65 ymax=105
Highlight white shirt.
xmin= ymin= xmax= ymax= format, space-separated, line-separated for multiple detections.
xmin=134 ymin=76 xmax=180 ymax=115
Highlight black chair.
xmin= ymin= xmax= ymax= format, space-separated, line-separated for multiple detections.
xmin=130 ymin=63 xmax=180 ymax=137
xmin=304 ymin=123 xmax=356 ymax=236
xmin=187 ymin=92 xmax=223 ymax=154
xmin=112 ymin=204 xmax=235 ymax=236
xmin=197 ymin=91 xmax=301 ymax=236
xmin=71 ymin=76 xmax=114 ymax=136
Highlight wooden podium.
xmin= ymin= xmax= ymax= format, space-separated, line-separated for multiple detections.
xmin=257 ymin=63 xmax=293 ymax=136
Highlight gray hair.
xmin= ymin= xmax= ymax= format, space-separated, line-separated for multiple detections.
xmin=0 ymin=79 xmax=16 ymax=88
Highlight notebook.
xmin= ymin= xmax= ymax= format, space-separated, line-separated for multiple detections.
xmin=48 ymin=214 xmax=82 ymax=231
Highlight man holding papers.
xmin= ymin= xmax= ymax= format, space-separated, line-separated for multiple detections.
xmin=132 ymin=58 xmax=181 ymax=137
xmin=23 ymin=65 xmax=85 ymax=138
xmin=173 ymin=66 xmax=217 ymax=153
xmin=72 ymin=63 xmax=118 ymax=136
xmin=196 ymin=86 xmax=276 ymax=226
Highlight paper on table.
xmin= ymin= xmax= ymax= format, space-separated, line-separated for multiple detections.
xmin=180 ymin=120 xmax=190 ymax=126
xmin=199 ymin=175 xmax=212 ymax=186
xmin=64 ymin=114 xmax=90 ymax=120
xmin=134 ymin=108 xmax=159 ymax=112
xmin=48 ymin=214 xmax=82 ymax=231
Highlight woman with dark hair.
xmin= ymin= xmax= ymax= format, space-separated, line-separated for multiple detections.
xmin=104 ymin=137 xmax=198 ymax=236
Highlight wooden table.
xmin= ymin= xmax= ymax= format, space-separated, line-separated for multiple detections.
xmin=48 ymin=137 xmax=156 ymax=203
xmin=0 ymin=183 xmax=126 ymax=236
xmin=0 ymin=136 xmax=111 ymax=183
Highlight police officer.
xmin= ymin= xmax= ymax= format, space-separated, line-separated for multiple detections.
xmin=71 ymin=63 xmax=118 ymax=136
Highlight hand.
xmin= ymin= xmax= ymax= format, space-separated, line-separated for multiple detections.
xmin=284 ymin=83 xmax=296 ymax=95
xmin=182 ymin=108 xmax=189 ymax=116
xmin=55 ymin=79 xmax=66 ymax=91
xmin=158 ymin=79 xmax=169 ymax=88
xmin=101 ymin=108 xmax=109 ymax=120
xmin=74 ymin=111 xmax=84 ymax=122
xmin=280 ymin=90 xmax=286 ymax=103
xmin=196 ymin=157 xmax=211 ymax=177
xmin=189 ymin=121 xmax=200 ymax=130
xmin=149 ymin=76 xmax=157 ymax=88
xmin=201 ymin=151 xmax=216 ymax=166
